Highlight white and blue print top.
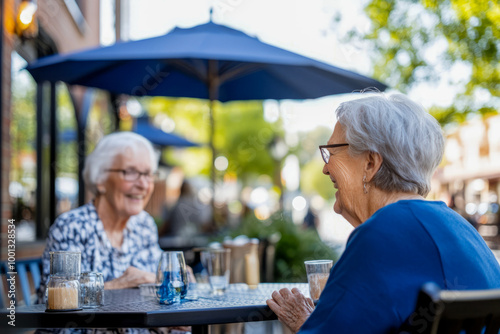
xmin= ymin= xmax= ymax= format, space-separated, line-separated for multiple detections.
xmin=36 ymin=201 xmax=164 ymax=334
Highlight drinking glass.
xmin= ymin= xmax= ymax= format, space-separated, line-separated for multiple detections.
xmin=80 ymin=272 xmax=104 ymax=308
xmin=156 ymin=251 xmax=188 ymax=304
xmin=201 ymin=249 xmax=231 ymax=295
xmin=304 ymin=260 xmax=333 ymax=300
xmin=49 ymin=251 xmax=81 ymax=276
xmin=46 ymin=275 xmax=81 ymax=311
xmin=46 ymin=251 xmax=82 ymax=311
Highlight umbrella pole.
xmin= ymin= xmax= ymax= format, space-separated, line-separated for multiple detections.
xmin=209 ymin=98 xmax=216 ymax=227
xmin=208 ymin=60 xmax=219 ymax=228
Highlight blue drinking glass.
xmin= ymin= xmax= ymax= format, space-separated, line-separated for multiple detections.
xmin=156 ymin=251 xmax=189 ymax=304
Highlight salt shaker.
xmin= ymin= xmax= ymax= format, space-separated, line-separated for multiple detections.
xmin=245 ymin=239 xmax=260 ymax=289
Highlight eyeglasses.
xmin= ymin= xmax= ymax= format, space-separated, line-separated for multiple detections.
xmin=319 ymin=143 xmax=349 ymax=164
xmin=106 ymin=169 xmax=156 ymax=182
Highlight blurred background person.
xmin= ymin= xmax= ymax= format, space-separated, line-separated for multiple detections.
xmin=160 ymin=180 xmax=211 ymax=237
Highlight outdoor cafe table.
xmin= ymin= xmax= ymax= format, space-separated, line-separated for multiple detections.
xmin=0 ymin=283 xmax=310 ymax=333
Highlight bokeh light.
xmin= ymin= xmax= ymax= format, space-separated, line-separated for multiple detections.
xmin=250 ymin=187 xmax=269 ymax=206
xmin=214 ymin=156 xmax=229 ymax=171
xmin=292 ymin=195 xmax=307 ymax=211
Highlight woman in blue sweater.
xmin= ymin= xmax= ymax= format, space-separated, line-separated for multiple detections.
xmin=267 ymin=93 xmax=500 ymax=333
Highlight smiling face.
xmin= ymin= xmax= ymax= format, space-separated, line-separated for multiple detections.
xmin=97 ymin=147 xmax=154 ymax=221
xmin=322 ymin=123 xmax=367 ymax=226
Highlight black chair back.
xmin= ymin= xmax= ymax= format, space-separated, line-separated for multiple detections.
xmin=399 ymin=282 xmax=500 ymax=334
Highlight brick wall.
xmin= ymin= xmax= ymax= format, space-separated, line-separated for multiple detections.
xmin=1 ymin=0 xmax=14 ymax=261
xmin=1 ymin=0 xmax=100 ymax=260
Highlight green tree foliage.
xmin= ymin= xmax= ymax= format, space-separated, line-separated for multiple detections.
xmin=144 ymin=97 xmax=279 ymax=184
xmin=294 ymin=126 xmax=333 ymax=200
xmin=301 ymin=159 xmax=335 ymax=200
xmin=355 ymin=0 xmax=499 ymax=123
xmin=11 ymin=73 xmax=36 ymax=183
xmin=216 ymin=101 xmax=277 ymax=181
xmin=11 ymin=79 xmax=81 ymax=180
xmin=56 ymin=84 xmax=78 ymax=176
xmin=146 ymin=97 xmax=212 ymax=176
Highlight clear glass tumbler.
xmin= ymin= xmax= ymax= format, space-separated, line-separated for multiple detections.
xmin=156 ymin=251 xmax=188 ymax=304
xmin=201 ymin=249 xmax=231 ymax=295
xmin=49 ymin=251 xmax=81 ymax=276
xmin=80 ymin=272 xmax=104 ymax=308
xmin=304 ymin=259 xmax=333 ymax=300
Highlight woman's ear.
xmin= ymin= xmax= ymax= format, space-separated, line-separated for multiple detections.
xmin=96 ymin=184 xmax=106 ymax=195
xmin=364 ymin=151 xmax=383 ymax=182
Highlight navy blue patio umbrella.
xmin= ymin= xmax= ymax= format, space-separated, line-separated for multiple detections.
xmin=26 ymin=20 xmax=386 ymax=212
xmin=26 ymin=22 xmax=386 ymax=100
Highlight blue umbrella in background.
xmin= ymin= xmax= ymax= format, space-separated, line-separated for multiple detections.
xmin=133 ymin=116 xmax=199 ymax=147
xmin=26 ymin=19 xmax=387 ymax=213
xmin=59 ymin=119 xmax=199 ymax=148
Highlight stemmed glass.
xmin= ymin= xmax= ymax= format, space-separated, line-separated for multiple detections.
xmin=156 ymin=251 xmax=189 ymax=304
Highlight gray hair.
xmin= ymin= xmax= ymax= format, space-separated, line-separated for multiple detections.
xmin=336 ymin=93 xmax=444 ymax=197
xmin=83 ymin=132 xmax=159 ymax=196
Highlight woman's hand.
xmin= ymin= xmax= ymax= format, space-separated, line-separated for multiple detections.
xmin=187 ymin=265 xmax=196 ymax=283
xmin=104 ymin=266 xmax=156 ymax=290
xmin=267 ymin=288 xmax=315 ymax=333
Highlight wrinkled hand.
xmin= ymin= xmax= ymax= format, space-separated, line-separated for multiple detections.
xmin=267 ymin=288 xmax=315 ymax=333
xmin=187 ymin=265 xmax=196 ymax=283
xmin=104 ymin=266 xmax=156 ymax=290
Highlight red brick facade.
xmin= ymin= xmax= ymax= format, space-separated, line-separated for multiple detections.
xmin=1 ymin=0 xmax=100 ymax=260
xmin=1 ymin=0 xmax=14 ymax=261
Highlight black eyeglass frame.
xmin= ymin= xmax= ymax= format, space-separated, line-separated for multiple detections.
xmin=106 ymin=169 xmax=156 ymax=182
xmin=319 ymin=143 xmax=349 ymax=164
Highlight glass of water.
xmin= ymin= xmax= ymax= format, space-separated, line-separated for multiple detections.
xmin=156 ymin=251 xmax=188 ymax=304
xmin=201 ymin=249 xmax=231 ymax=295
xmin=80 ymin=272 xmax=104 ymax=308
xmin=304 ymin=260 xmax=333 ymax=300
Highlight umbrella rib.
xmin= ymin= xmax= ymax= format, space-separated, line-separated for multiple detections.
xmin=168 ymin=59 xmax=207 ymax=84
xmin=165 ymin=59 xmax=262 ymax=86
xmin=190 ymin=59 xmax=208 ymax=77
xmin=219 ymin=63 xmax=262 ymax=84
xmin=218 ymin=61 xmax=234 ymax=74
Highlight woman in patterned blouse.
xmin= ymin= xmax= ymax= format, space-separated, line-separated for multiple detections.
xmin=37 ymin=132 xmax=169 ymax=329
xmin=37 ymin=132 xmax=192 ymax=334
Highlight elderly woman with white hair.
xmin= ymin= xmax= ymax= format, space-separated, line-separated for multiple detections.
xmin=267 ymin=93 xmax=500 ymax=333
xmin=37 ymin=132 xmax=181 ymax=334
xmin=39 ymin=132 xmax=160 ymax=295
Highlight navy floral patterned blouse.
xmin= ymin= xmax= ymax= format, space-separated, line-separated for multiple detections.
xmin=36 ymin=201 xmax=164 ymax=334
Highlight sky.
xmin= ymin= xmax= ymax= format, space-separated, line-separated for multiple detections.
xmin=98 ymin=0 xmax=469 ymax=134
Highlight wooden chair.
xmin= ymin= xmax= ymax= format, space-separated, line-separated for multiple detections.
xmin=399 ymin=282 xmax=500 ymax=334
xmin=0 ymin=257 xmax=42 ymax=307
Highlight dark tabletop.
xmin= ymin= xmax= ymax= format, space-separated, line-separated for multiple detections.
xmin=0 ymin=283 xmax=309 ymax=329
